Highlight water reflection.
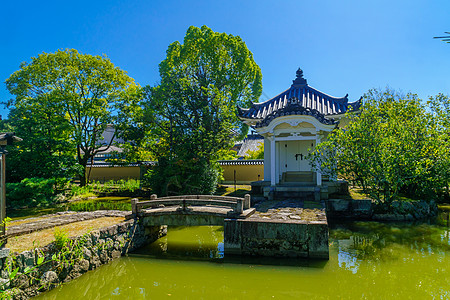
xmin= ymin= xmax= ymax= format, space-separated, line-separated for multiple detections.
xmin=134 ymin=226 xmax=224 ymax=261
xmin=330 ymin=214 xmax=450 ymax=277
xmin=332 ymin=219 xmax=450 ymax=257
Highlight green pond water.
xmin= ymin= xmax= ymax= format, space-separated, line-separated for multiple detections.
xmin=37 ymin=213 xmax=450 ymax=299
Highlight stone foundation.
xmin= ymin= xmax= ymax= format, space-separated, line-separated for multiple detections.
xmin=325 ymin=199 xmax=372 ymax=219
xmin=373 ymin=200 xmax=438 ymax=221
xmin=224 ymin=218 xmax=329 ymax=259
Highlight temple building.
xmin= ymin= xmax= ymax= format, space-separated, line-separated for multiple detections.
xmin=238 ymin=68 xmax=360 ymax=199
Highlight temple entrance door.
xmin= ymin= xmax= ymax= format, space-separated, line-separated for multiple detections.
xmin=279 ymin=140 xmax=316 ymax=180
xmin=280 ymin=141 xmax=300 ymax=173
xmin=298 ymin=140 xmax=315 ymax=171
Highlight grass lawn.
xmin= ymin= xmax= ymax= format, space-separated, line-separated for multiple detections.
xmin=215 ymin=184 xmax=251 ymax=197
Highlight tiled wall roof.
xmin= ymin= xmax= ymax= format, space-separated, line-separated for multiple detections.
xmin=217 ymin=159 xmax=264 ymax=165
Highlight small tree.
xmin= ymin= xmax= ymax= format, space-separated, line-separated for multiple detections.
xmin=245 ymin=143 xmax=264 ymax=159
xmin=309 ymin=89 xmax=446 ymax=205
xmin=145 ymin=25 xmax=262 ymax=195
xmin=6 ymin=49 xmax=140 ymax=185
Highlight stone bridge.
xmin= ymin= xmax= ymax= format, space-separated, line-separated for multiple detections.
xmin=131 ymin=195 xmax=329 ymax=259
xmin=131 ymin=194 xmax=256 ymax=227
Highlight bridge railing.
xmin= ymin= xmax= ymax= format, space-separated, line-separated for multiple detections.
xmin=131 ymin=194 xmax=251 ymax=216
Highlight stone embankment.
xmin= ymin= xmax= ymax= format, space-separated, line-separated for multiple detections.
xmin=0 ymin=213 xmax=166 ymax=299
xmin=326 ymin=199 xmax=438 ymax=220
xmin=372 ymin=200 xmax=438 ymax=221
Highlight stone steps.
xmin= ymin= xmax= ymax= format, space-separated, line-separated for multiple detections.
xmin=281 ymin=171 xmax=315 ymax=183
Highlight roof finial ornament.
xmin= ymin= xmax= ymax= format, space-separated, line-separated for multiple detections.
xmin=292 ymin=67 xmax=307 ymax=86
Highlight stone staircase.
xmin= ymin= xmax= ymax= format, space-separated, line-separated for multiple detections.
xmin=272 ymin=185 xmax=317 ymax=201
xmin=272 ymin=171 xmax=318 ymax=201
xmin=281 ymin=171 xmax=315 ymax=185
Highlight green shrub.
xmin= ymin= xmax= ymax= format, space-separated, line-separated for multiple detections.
xmin=68 ymin=197 xmax=131 ymax=211
xmin=145 ymin=158 xmax=219 ymax=196
xmin=115 ymin=179 xmax=140 ymax=192
xmin=68 ymin=184 xmax=96 ymax=197
xmin=6 ymin=177 xmax=68 ymax=208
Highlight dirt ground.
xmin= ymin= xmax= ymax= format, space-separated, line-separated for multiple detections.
xmin=6 ymin=216 xmax=125 ymax=253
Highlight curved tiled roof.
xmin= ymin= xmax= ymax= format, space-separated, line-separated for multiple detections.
xmin=238 ymin=68 xmax=361 ymax=127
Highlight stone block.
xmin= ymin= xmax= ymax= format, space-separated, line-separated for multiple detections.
xmin=89 ymin=255 xmax=101 ymax=270
xmin=106 ymin=225 xmax=118 ymax=236
xmin=227 ymin=218 xmax=320 ymax=258
xmin=12 ymin=273 xmax=29 ymax=289
xmin=224 ymin=219 xmax=242 ymax=255
xmin=111 ymin=250 xmax=121 ymax=259
xmin=308 ymin=223 xmax=329 ymax=259
xmin=352 ymin=199 xmax=372 ymax=213
xmin=99 ymin=228 xmax=110 ymax=239
xmin=82 ymin=247 xmax=92 ymax=260
xmin=40 ymin=271 xmax=58 ymax=288
xmin=79 ymin=259 xmax=90 ymax=272
xmin=20 ymin=251 xmax=35 ymax=271
xmin=90 ymin=230 xmax=100 ymax=244
xmin=327 ymin=199 xmax=350 ymax=212
xmin=0 ymin=248 xmax=9 ymax=259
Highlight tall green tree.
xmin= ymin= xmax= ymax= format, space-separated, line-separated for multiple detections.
xmin=6 ymin=49 xmax=140 ymax=185
xmin=145 ymin=25 xmax=262 ymax=195
xmin=309 ymin=89 xmax=447 ymax=205
xmin=428 ymin=93 xmax=450 ymax=200
xmin=4 ymin=103 xmax=76 ymax=182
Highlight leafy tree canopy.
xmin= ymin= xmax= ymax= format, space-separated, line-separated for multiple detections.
xmin=6 ymin=49 xmax=140 ymax=185
xmin=309 ymin=89 xmax=450 ymax=204
xmin=145 ymin=25 xmax=262 ymax=195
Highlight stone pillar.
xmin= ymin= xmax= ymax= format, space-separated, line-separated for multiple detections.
xmin=235 ymin=198 xmax=244 ymax=214
xmin=244 ymin=194 xmax=251 ymax=209
xmin=131 ymin=198 xmax=139 ymax=216
xmin=275 ymin=141 xmax=280 ymax=184
xmin=270 ymin=136 xmax=276 ymax=186
xmin=263 ymin=138 xmax=271 ymax=181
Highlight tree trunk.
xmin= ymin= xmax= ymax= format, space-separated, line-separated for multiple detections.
xmin=79 ymin=172 xmax=87 ymax=187
xmin=78 ymin=156 xmax=89 ymax=187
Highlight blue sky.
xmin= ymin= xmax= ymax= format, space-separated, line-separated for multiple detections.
xmin=1 ymin=0 xmax=449 ymax=118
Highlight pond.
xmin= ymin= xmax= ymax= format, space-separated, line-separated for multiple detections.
xmin=37 ymin=212 xmax=450 ymax=299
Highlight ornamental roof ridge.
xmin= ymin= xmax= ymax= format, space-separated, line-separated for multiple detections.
xmin=254 ymin=105 xmax=337 ymax=128
xmin=237 ymin=68 xmax=359 ymax=124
